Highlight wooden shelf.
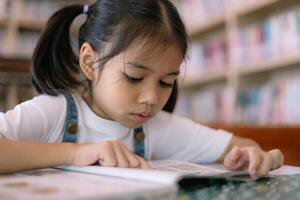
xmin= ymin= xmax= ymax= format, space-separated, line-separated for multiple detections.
xmin=18 ymin=20 xmax=44 ymax=32
xmin=236 ymin=0 xmax=300 ymax=21
xmin=236 ymin=0 xmax=280 ymax=17
xmin=0 ymin=57 xmax=31 ymax=73
xmin=18 ymin=19 xmax=80 ymax=36
xmin=237 ymin=53 xmax=300 ymax=76
xmin=187 ymin=0 xmax=287 ymax=38
xmin=188 ymin=15 xmax=225 ymax=38
xmin=182 ymin=53 xmax=300 ymax=88
xmin=0 ymin=17 xmax=8 ymax=27
xmin=182 ymin=68 xmax=228 ymax=88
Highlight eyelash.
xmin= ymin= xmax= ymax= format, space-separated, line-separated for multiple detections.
xmin=124 ymin=73 xmax=173 ymax=88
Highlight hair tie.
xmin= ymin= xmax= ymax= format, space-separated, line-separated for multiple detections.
xmin=83 ymin=5 xmax=89 ymax=15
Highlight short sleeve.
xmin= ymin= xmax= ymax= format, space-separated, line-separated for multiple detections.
xmin=0 ymin=94 xmax=66 ymax=142
xmin=146 ymin=111 xmax=233 ymax=163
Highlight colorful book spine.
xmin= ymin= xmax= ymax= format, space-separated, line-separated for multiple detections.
xmin=0 ymin=73 xmax=33 ymax=112
xmin=177 ymin=74 xmax=300 ymax=125
xmin=183 ymin=32 xmax=227 ymax=79
xmin=230 ymin=8 xmax=300 ymax=67
xmin=16 ymin=31 xmax=40 ymax=58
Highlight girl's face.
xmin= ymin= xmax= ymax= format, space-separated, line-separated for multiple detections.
xmin=81 ymin=43 xmax=183 ymax=128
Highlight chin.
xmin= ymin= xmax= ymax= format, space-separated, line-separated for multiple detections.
xmin=125 ymin=122 xmax=143 ymax=129
xmin=120 ymin=120 xmax=143 ymax=129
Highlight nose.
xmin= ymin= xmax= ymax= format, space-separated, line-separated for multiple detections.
xmin=138 ymin=86 xmax=159 ymax=106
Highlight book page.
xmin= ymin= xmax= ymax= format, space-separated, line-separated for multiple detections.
xmin=149 ymin=160 xmax=248 ymax=177
xmin=0 ymin=169 xmax=175 ymax=200
xmin=57 ymin=165 xmax=180 ymax=185
xmin=270 ymin=165 xmax=300 ymax=176
xmin=56 ymin=159 xmax=251 ymax=189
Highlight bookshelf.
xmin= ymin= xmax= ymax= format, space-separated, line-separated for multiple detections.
xmin=0 ymin=0 xmax=90 ymax=112
xmin=175 ymin=0 xmax=300 ymax=126
xmin=174 ymin=0 xmax=300 ymax=165
xmin=0 ymin=57 xmax=30 ymax=73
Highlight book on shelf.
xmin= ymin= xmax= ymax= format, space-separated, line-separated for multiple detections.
xmin=177 ymin=72 xmax=300 ymax=125
xmin=176 ymin=86 xmax=232 ymax=125
xmin=183 ymin=31 xmax=227 ymax=80
xmin=174 ymin=0 xmax=225 ymax=31
xmin=0 ymin=73 xmax=34 ymax=112
xmin=230 ymin=7 xmax=300 ymax=67
xmin=0 ymin=84 xmax=7 ymax=112
xmin=16 ymin=31 xmax=40 ymax=59
xmin=236 ymin=75 xmax=300 ymax=125
xmin=0 ymin=28 xmax=6 ymax=56
xmin=0 ymin=0 xmax=10 ymax=20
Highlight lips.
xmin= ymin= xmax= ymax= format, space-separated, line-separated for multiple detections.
xmin=138 ymin=113 xmax=152 ymax=117
xmin=130 ymin=113 xmax=152 ymax=123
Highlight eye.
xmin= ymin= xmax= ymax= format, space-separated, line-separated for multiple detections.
xmin=160 ymin=81 xmax=173 ymax=88
xmin=124 ymin=73 xmax=143 ymax=83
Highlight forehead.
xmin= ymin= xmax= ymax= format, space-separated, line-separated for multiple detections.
xmin=123 ymin=41 xmax=184 ymax=72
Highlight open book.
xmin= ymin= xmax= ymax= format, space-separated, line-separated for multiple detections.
xmin=57 ymin=160 xmax=251 ymax=189
xmin=2 ymin=160 xmax=250 ymax=200
xmin=1 ymin=162 xmax=297 ymax=200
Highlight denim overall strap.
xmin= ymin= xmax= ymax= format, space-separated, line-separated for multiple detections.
xmin=61 ymin=92 xmax=143 ymax=157
xmin=62 ymin=92 xmax=78 ymax=143
xmin=133 ymin=126 xmax=146 ymax=159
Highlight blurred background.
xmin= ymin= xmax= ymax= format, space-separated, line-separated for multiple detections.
xmin=0 ymin=0 xmax=299 ymax=165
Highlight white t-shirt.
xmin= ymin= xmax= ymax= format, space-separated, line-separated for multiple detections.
xmin=0 ymin=93 xmax=232 ymax=163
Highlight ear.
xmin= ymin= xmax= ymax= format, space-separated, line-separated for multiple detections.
xmin=79 ymin=42 xmax=98 ymax=80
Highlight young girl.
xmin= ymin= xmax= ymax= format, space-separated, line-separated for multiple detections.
xmin=0 ymin=0 xmax=283 ymax=178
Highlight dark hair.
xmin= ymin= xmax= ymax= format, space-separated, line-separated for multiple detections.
xmin=32 ymin=0 xmax=189 ymax=113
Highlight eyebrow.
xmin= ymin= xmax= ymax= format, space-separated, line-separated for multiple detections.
xmin=126 ymin=62 xmax=180 ymax=76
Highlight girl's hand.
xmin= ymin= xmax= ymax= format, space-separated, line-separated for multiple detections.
xmin=223 ymin=146 xmax=284 ymax=178
xmin=71 ymin=141 xmax=151 ymax=169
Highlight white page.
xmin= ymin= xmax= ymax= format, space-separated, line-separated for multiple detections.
xmin=149 ymin=160 xmax=249 ymax=177
xmin=57 ymin=160 xmax=249 ymax=187
xmin=0 ymin=169 xmax=175 ymax=200
xmin=57 ymin=165 xmax=180 ymax=185
xmin=270 ymin=165 xmax=300 ymax=176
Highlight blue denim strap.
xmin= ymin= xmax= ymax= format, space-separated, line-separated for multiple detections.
xmin=61 ymin=92 xmax=144 ymax=158
xmin=62 ymin=92 xmax=78 ymax=143
xmin=134 ymin=126 xmax=146 ymax=159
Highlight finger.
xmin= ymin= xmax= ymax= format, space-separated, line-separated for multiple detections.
xmin=236 ymin=150 xmax=251 ymax=170
xmin=119 ymin=143 xmax=140 ymax=168
xmin=280 ymin=153 xmax=285 ymax=167
xmin=224 ymin=147 xmax=242 ymax=170
xmin=247 ymin=147 xmax=263 ymax=177
xmin=269 ymin=149 xmax=284 ymax=169
xmin=112 ymin=142 xmax=130 ymax=168
xmin=257 ymin=153 xmax=273 ymax=177
xmin=135 ymin=156 xmax=151 ymax=169
xmin=99 ymin=142 xmax=117 ymax=167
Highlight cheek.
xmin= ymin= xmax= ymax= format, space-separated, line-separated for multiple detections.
xmin=162 ymin=90 xmax=173 ymax=104
xmin=96 ymin=80 xmax=136 ymax=107
xmin=156 ymin=89 xmax=173 ymax=109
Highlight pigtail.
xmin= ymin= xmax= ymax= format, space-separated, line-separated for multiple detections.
xmin=32 ymin=5 xmax=84 ymax=95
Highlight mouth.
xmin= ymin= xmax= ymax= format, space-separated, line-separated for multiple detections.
xmin=130 ymin=113 xmax=152 ymax=123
